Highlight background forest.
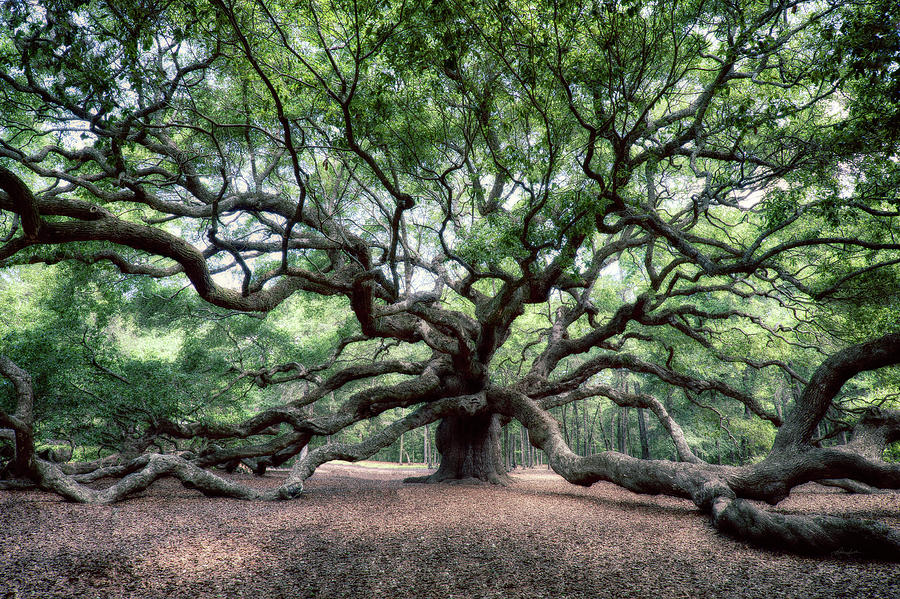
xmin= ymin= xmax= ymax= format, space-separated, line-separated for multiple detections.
xmin=3 ymin=259 xmax=896 ymax=470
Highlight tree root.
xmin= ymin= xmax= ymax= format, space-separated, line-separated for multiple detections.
xmin=404 ymin=471 xmax=511 ymax=486
xmin=816 ymin=478 xmax=889 ymax=494
xmin=496 ymin=386 xmax=900 ymax=560
xmin=33 ymin=454 xmax=280 ymax=504
xmin=711 ymin=495 xmax=900 ymax=558
xmin=0 ymin=478 xmax=37 ymax=490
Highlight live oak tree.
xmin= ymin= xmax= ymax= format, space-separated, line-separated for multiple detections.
xmin=2 ymin=0 xmax=900 ymax=557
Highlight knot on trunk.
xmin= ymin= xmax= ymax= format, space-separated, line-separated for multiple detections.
xmin=692 ymin=478 xmax=735 ymax=512
xmin=848 ymin=407 xmax=900 ymax=461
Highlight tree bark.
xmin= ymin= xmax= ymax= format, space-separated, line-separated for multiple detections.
xmin=0 ymin=355 xmax=36 ymax=478
xmin=408 ymin=413 xmax=510 ymax=484
xmin=773 ymin=334 xmax=900 ymax=452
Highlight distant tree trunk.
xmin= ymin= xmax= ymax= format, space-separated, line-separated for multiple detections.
xmin=597 ymin=406 xmax=612 ymax=451
xmin=774 ymin=383 xmax=785 ymax=422
xmin=582 ymin=401 xmax=589 ymax=456
xmin=407 ymin=413 xmax=510 ymax=484
xmin=526 ymin=429 xmax=534 ymax=467
xmin=519 ymin=426 xmax=525 ymax=467
xmin=520 ymin=426 xmax=526 ymax=467
xmin=637 ymin=408 xmax=651 ymax=459
xmin=609 ymin=409 xmax=617 ymax=451
xmin=503 ymin=424 xmax=510 ymax=470
xmin=523 ymin=428 xmax=529 ymax=467
xmin=572 ymin=401 xmax=580 ymax=456
xmin=617 ymin=406 xmax=629 ymax=455
xmin=424 ymin=424 xmax=433 ymax=468
xmin=741 ymin=403 xmax=750 ymax=464
xmin=511 ymin=426 xmax=517 ymax=468
xmin=398 ymin=431 xmax=404 ymax=464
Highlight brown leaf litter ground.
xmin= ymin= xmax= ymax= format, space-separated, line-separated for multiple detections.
xmin=2 ymin=463 xmax=899 ymax=598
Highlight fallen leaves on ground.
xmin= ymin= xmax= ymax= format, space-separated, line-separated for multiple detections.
xmin=1 ymin=464 xmax=898 ymax=598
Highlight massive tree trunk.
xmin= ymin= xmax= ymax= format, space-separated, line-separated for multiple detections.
xmin=407 ymin=413 xmax=510 ymax=484
xmin=0 ymin=355 xmax=36 ymax=479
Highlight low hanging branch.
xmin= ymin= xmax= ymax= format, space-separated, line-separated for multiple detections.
xmin=497 ymin=333 xmax=900 ymax=558
xmin=0 ymin=353 xmax=457 ymax=503
xmin=772 ymin=334 xmax=900 ymax=452
xmin=0 ymin=354 xmax=287 ymax=501
xmin=539 ymin=383 xmax=703 ymax=464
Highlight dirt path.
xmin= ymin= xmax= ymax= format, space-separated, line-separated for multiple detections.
xmin=2 ymin=464 xmax=899 ymax=598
